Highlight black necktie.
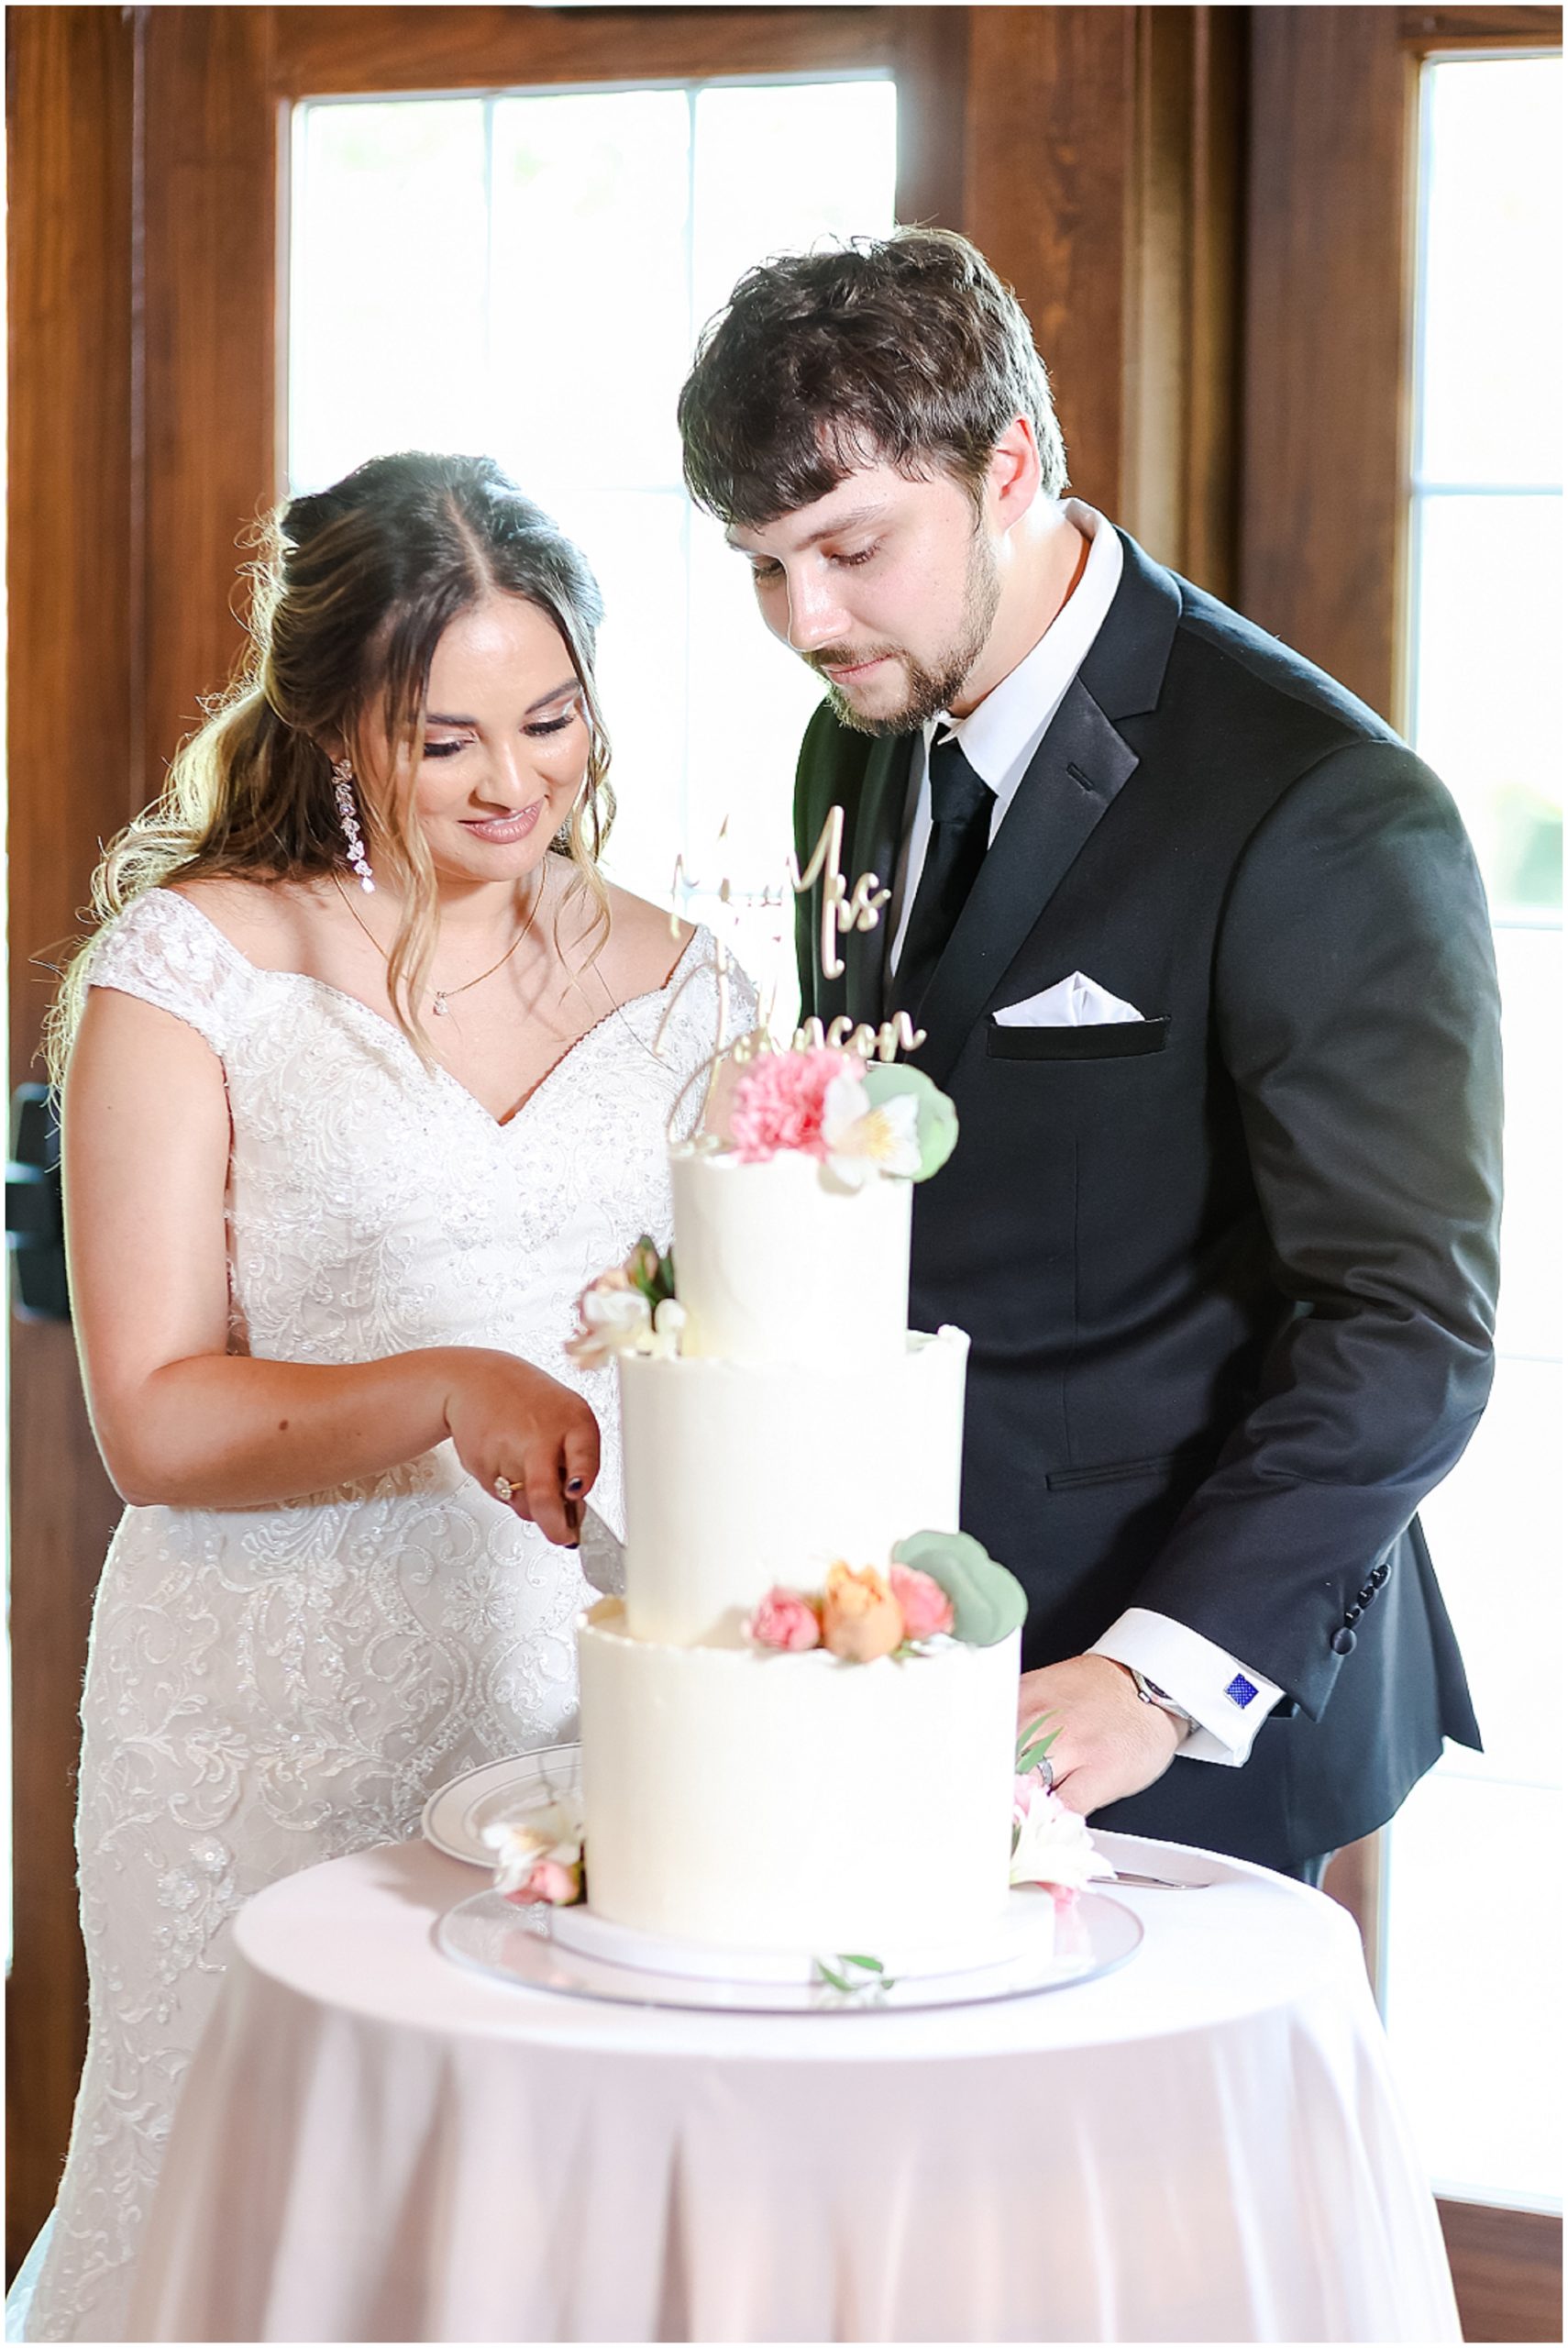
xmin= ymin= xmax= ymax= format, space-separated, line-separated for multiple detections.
xmin=893 ymin=733 xmax=994 ymax=1013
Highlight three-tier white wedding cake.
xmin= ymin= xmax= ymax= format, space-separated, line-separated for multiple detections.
xmin=570 ymin=1045 xmax=1026 ymax=1960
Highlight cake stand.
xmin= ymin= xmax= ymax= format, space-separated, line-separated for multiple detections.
xmin=424 ymin=1746 xmax=1143 ymax=2016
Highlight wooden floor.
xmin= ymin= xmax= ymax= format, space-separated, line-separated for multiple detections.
xmin=1441 ymin=2200 xmax=1564 ymax=2343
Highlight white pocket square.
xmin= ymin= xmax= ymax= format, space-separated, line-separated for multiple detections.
xmin=993 ymin=971 xmax=1145 ymax=1028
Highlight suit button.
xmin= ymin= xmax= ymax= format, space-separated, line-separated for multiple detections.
xmin=1331 ymin=1626 xmax=1357 ymax=1656
xmin=1371 ymin=1563 xmax=1390 ymax=1587
xmin=1358 ymin=1584 xmax=1375 ymax=1605
xmin=1343 ymin=1601 xmax=1364 ymax=1625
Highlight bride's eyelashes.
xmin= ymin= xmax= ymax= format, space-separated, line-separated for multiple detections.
xmin=421 ymin=713 xmax=578 ymax=762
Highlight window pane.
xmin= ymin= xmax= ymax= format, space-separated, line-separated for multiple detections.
xmin=1409 ymin=492 xmax=1562 ymax=917
xmin=290 ymin=102 xmax=489 ymax=492
xmin=1387 ymin=50 xmax=1562 ymax=2216
xmin=489 ymin=94 xmax=692 ymax=494
xmin=1382 ymin=1774 xmax=1562 ymax=2208
xmin=1417 ymin=56 xmax=1562 ymax=486
xmin=692 ymin=81 xmax=899 ymax=330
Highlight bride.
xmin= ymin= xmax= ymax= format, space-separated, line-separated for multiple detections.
xmin=17 ymin=451 xmax=754 ymax=2342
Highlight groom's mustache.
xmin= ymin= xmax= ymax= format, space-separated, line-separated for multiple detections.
xmin=805 ymin=643 xmax=902 ymax=677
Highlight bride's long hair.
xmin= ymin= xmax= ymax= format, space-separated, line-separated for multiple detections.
xmin=45 ymin=451 xmax=616 ymax=1078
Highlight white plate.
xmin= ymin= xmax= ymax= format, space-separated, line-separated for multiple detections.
xmin=422 ymin=1745 xmax=582 ymax=1868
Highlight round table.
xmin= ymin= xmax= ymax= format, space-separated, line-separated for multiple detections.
xmin=127 ymin=1831 xmax=1459 ymax=2343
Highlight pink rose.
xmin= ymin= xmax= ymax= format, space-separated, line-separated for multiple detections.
xmin=502 ymin=1856 xmax=581 ymax=1906
xmin=889 ymin=1563 xmax=955 ymax=1642
xmin=745 ymin=1587 xmax=822 ymax=1651
xmin=728 ymin=1048 xmax=857 ymax=1163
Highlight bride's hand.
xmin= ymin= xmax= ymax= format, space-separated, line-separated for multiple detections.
xmin=442 ymin=1354 xmax=601 ymax=1548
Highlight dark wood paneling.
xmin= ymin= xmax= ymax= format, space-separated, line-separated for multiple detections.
xmin=6 ymin=4 xmax=138 ymax=2279
xmin=1402 ymin=6 xmax=1562 ymax=45
xmin=1241 ymin=7 xmax=1415 ymax=721
xmin=141 ymin=7 xmax=279 ymax=794
xmin=271 ymin=5 xmax=895 ymax=96
xmin=891 ymin=7 xmax=971 ymax=232
xmin=1123 ymin=6 xmax=1245 ymax=592
xmin=963 ymin=6 xmax=1136 ymax=519
xmin=1438 ymin=2200 xmax=1564 ymax=2343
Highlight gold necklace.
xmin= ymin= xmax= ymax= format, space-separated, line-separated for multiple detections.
xmin=330 ymin=873 xmax=543 ymax=1017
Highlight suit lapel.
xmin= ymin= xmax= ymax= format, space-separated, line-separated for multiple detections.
xmin=835 ymin=732 xmax=911 ymax=1027
xmin=909 ymin=679 xmax=1139 ymax=1089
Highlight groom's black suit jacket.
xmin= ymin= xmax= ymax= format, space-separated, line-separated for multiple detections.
xmin=794 ymin=529 xmax=1500 ymax=1868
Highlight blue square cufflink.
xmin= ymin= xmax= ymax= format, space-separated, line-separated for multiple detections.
xmin=1225 ymin=1673 xmax=1259 ymax=1709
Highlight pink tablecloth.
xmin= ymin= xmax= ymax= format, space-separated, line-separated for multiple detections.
xmin=128 ymin=1831 xmax=1459 ymax=2343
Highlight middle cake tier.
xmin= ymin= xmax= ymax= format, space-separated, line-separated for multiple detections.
xmin=619 ymin=1325 xmax=970 ymax=1646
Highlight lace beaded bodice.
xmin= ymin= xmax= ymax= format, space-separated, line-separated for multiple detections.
xmin=22 ymin=886 xmax=756 ymax=2342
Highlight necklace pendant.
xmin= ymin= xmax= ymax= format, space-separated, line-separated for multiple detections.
xmin=431 ymin=993 xmax=448 ymax=1016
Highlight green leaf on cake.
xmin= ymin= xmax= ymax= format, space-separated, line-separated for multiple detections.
xmin=860 ymin=1064 xmax=959 ymax=1181
xmin=813 ymin=1954 xmax=898 ymax=1997
xmin=1015 ymin=1721 xmax=1060 ymax=1776
xmin=624 ymin=1235 xmax=677 ymax=1308
xmin=891 ymin=1530 xmax=1028 ymax=1645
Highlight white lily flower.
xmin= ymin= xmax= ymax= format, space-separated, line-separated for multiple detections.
xmin=821 ymin=1071 xmax=922 ymax=1189
xmin=1010 ymin=1785 xmax=1100 ymax=1892
xmin=481 ymin=1799 xmax=584 ymax=1895
xmin=567 ymin=1285 xmax=653 ymax=1367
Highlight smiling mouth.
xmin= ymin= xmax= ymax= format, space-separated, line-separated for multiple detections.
xmin=461 ymin=800 xmax=545 ymax=844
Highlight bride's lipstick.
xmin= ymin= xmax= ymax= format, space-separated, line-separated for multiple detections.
xmin=461 ymin=799 xmax=545 ymax=845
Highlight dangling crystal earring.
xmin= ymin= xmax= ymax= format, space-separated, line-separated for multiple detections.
xmin=332 ymin=758 xmax=375 ymax=892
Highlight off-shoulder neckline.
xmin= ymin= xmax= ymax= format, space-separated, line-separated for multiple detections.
xmin=131 ymin=887 xmax=718 ymax=1134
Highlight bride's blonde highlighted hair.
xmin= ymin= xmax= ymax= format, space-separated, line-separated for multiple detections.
xmin=46 ymin=451 xmax=615 ymax=1079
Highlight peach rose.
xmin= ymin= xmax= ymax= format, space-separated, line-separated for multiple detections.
xmin=889 ymin=1562 xmax=955 ymax=1642
xmin=821 ymin=1563 xmax=906 ymax=1663
xmin=745 ymin=1587 xmax=823 ymax=1651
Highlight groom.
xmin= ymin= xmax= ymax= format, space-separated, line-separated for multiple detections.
xmin=677 ymin=229 xmax=1502 ymax=1881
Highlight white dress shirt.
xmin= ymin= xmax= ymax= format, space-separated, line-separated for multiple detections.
xmin=889 ymin=499 xmax=1283 ymax=1767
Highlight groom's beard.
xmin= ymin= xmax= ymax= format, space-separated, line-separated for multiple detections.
xmin=809 ymin=531 xmax=1002 ymax=737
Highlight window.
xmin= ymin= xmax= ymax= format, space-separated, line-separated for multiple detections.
xmin=288 ymin=80 xmax=899 ymax=1010
xmin=1382 ymin=51 xmax=1562 ymax=2210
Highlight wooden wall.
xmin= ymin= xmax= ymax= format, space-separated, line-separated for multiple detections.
xmin=7 ymin=6 xmax=140 ymax=2271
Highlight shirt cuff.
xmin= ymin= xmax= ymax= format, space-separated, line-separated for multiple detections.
xmin=1088 ymin=1607 xmax=1285 ymax=1767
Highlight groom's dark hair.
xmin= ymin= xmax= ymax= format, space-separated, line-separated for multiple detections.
xmin=677 ymin=228 xmax=1067 ymax=529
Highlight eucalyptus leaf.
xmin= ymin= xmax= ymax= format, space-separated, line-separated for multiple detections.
xmin=1015 ymin=1722 xmax=1060 ymax=1773
xmin=842 ymin=1953 xmax=885 ymax=1973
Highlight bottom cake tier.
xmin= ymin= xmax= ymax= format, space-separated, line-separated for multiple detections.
xmin=577 ymin=1598 xmax=1020 ymax=1954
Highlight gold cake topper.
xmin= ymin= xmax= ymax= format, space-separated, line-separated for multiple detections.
xmin=657 ymin=805 xmax=923 ymax=1134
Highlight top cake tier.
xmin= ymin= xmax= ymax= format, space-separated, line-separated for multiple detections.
xmin=670 ymin=1146 xmax=911 ymax=1368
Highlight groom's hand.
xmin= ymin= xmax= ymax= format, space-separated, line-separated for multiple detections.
xmin=1017 ymin=1656 xmax=1181 ymax=1816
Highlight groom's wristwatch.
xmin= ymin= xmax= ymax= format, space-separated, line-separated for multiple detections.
xmin=1127 ymin=1668 xmax=1198 ymax=1739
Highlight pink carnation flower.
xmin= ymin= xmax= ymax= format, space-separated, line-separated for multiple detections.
xmin=889 ymin=1563 xmax=955 ymax=1642
xmin=728 ymin=1048 xmax=857 ymax=1163
xmin=745 ymin=1587 xmax=823 ymax=1651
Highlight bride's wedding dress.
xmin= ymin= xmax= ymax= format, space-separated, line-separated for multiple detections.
xmin=20 ymin=888 xmax=752 ymax=2342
